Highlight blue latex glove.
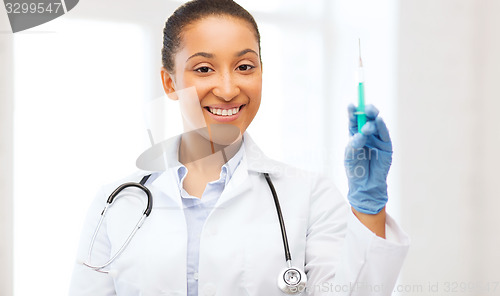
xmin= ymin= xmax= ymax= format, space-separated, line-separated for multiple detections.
xmin=344 ymin=104 xmax=392 ymax=214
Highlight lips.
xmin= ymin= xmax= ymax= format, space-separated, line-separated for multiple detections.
xmin=207 ymin=106 xmax=241 ymax=116
xmin=203 ymin=104 xmax=245 ymax=122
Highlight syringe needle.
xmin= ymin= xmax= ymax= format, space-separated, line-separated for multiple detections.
xmin=358 ymin=38 xmax=363 ymax=67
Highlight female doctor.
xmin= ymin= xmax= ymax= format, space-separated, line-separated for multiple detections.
xmin=69 ymin=0 xmax=409 ymax=295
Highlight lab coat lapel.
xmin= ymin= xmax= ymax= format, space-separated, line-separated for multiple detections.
xmin=216 ymin=133 xmax=281 ymax=207
xmin=216 ymin=154 xmax=252 ymax=207
xmin=242 ymin=133 xmax=283 ymax=175
xmin=149 ymin=170 xmax=183 ymax=209
xmin=144 ymin=135 xmax=184 ymax=209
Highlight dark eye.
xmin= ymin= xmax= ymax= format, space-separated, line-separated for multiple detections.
xmin=237 ymin=64 xmax=255 ymax=71
xmin=195 ymin=66 xmax=213 ymax=73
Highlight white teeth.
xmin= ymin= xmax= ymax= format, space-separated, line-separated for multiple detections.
xmin=208 ymin=106 xmax=241 ymax=116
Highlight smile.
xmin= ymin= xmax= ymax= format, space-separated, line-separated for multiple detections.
xmin=205 ymin=105 xmax=243 ymax=116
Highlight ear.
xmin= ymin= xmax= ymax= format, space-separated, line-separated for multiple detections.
xmin=161 ymin=67 xmax=179 ymax=101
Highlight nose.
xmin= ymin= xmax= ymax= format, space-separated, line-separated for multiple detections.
xmin=212 ymin=72 xmax=240 ymax=101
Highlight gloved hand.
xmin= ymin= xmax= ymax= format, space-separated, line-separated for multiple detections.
xmin=344 ymin=104 xmax=392 ymax=214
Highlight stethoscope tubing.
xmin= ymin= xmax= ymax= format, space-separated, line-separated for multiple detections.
xmin=84 ymin=175 xmax=152 ymax=272
xmin=84 ymin=213 xmax=147 ymax=272
xmin=263 ymin=172 xmax=292 ymax=263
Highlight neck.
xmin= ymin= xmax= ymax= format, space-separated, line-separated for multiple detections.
xmin=179 ymin=127 xmax=243 ymax=173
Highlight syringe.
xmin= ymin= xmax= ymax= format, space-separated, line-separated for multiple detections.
xmin=357 ymin=38 xmax=367 ymax=133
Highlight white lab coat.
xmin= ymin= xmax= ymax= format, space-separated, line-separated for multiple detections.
xmin=69 ymin=133 xmax=409 ymax=296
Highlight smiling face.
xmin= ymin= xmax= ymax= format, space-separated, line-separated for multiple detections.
xmin=161 ymin=15 xmax=262 ymax=136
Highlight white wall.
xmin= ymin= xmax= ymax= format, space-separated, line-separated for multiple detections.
xmin=396 ymin=0 xmax=500 ymax=294
xmin=0 ymin=8 xmax=14 ymax=296
xmin=476 ymin=0 xmax=500 ymax=281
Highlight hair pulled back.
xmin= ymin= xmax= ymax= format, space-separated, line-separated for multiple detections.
xmin=161 ymin=0 xmax=261 ymax=73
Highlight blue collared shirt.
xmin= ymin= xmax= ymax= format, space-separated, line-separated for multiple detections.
xmin=174 ymin=144 xmax=245 ymax=296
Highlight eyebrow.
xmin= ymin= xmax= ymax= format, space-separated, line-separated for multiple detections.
xmin=236 ymin=48 xmax=259 ymax=57
xmin=186 ymin=52 xmax=214 ymax=62
xmin=186 ymin=48 xmax=259 ymax=62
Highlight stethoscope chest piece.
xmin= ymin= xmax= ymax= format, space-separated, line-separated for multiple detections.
xmin=278 ymin=264 xmax=307 ymax=294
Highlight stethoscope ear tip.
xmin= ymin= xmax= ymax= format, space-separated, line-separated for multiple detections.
xmin=81 ymin=260 xmax=115 ymax=275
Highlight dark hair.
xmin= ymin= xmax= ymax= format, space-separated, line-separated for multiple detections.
xmin=161 ymin=0 xmax=261 ymax=73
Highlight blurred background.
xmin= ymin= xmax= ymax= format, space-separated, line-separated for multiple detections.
xmin=1 ymin=0 xmax=499 ymax=295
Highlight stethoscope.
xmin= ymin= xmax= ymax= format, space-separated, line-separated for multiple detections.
xmin=84 ymin=172 xmax=307 ymax=294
